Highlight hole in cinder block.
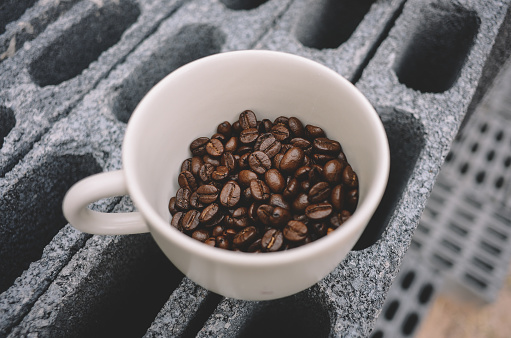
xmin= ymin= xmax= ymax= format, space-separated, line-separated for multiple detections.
xmin=0 ymin=153 xmax=102 ymax=293
xmin=370 ymin=330 xmax=384 ymax=338
xmin=294 ymin=0 xmax=376 ymax=50
xmin=472 ymin=256 xmax=494 ymax=273
xmin=354 ymin=108 xmax=426 ymax=250
xmin=238 ymin=291 xmax=332 ymax=338
xmin=219 ymin=0 xmax=268 ymax=10
xmin=384 ymin=300 xmax=399 ymax=320
xmin=0 ymin=0 xmax=38 ymax=35
xmin=418 ymin=283 xmax=434 ymax=304
xmin=401 ymin=271 xmax=415 ymax=290
xmin=401 ymin=312 xmax=419 ymax=336
xmin=393 ymin=0 xmax=480 ymax=93
xmin=0 ymin=105 xmax=16 ymax=149
xmin=464 ymin=272 xmax=487 ymax=289
xmin=112 ymin=23 xmax=226 ymax=123
xmin=28 ymin=0 xmax=140 ymax=87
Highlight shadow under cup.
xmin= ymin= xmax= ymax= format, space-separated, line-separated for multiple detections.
xmin=123 ymin=50 xmax=389 ymax=300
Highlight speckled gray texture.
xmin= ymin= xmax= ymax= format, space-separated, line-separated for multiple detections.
xmin=1 ymin=0 xmax=510 ymax=337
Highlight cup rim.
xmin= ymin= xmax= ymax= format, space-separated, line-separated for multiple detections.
xmin=123 ymin=50 xmax=390 ymax=267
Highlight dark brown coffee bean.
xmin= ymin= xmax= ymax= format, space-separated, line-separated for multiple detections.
xmin=270 ymin=206 xmax=291 ymax=227
xmin=330 ymin=184 xmax=344 ymax=210
xmin=239 ymin=169 xmax=258 ymax=187
xmin=238 ymin=152 xmax=250 ymax=169
xmin=176 ymin=187 xmax=191 ymax=210
xmin=303 ymin=155 xmax=312 ymax=167
xmin=171 ymin=211 xmax=184 ymax=230
xmin=280 ymin=147 xmax=305 ymax=173
xmin=168 ymin=197 xmax=178 ymax=215
xmin=304 ymin=125 xmax=326 ymax=139
xmin=217 ymin=121 xmax=232 ymax=137
xmin=264 ymin=168 xmax=285 ymax=193
xmin=269 ymin=194 xmax=291 ymax=210
xmin=223 ymin=228 xmax=237 ymax=241
xmin=178 ymin=170 xmax=197 ymax=191
xmin=309 ymin=165 xmax=323 ymax=185
xmin=283 ymin=220 xmax=308 ymax=242
xmin=294 ymin=166 xmax=311 ymax=181
xmin=233 ymin=225 xmax=258 ymax=248
xmin=257 ymin=204 xmax=274 ymax=225
xmin=312 ymin=153 xmax=336 ymax=164
xmin=283 ymin=178 xmax=300 ymax=199
xmin=206 ymin=138 xmax=224 ymax=157
xmin=190 ymin=137 xmax=209 ymax=156
xmin=224 ymin=136 xmax=239 ymax=153
xmin=300 ymin=180 xmax=311 ymax=193
xmin=239 ymin=110 xmax=257 ymax=129
xmin=329 ymin=210 xmax=351 ymax=228
xmin=346 ymin=188 xmax=358 ymax=212
xmin=313 ymin=137 xmax=342 ymax=155
xmin=305 ymin=203 xmax=333 ymax=219
xmin=342 ymin=165 xmax=358 ymax=188
xmin=236 ymin=145 xmax=253 ymax=156
xmin=203 ymin=154 xmax=220 ymax=167
xmin=248 ymin=202 xmax=261 ymax=222
xmin=204 ymin=237 xmax=216 ymax=246
xmin=308 ymin=181 xmax=331 ymax=203
xmin=290 ymin=137 xmax=311 ymax=150
xmin=274 ymin=116 xmax=289 ymax=125
xmin=250 ymin=179 xmax=271 ymax=201
xmin=249 ymin=151 xmax=271 ymax=174
xmin=212 ymin=165 xmax=229 ymax=181
xmin=196 ymin=184 xmax=219 ymax=204
xmin=242 ymin=187 xmax=252 ymax=202
xmin=189 ymin=191 xmax=205 ymax=209
xmin=212 ymin=225 xmax=225 ymax=237
xmin=181 ymin=158 xmax=192 ymax=173
xmin=221 ymin=152 xmax=237 ymax=172
xmin=247 ymin=238 xmax=262 ymax=252
xmin=216 ymin=235 xmax=230 ymax=250
xmin=182 ymin=209 xmax=200 ymax=231
xmin=192 ymin=229 xmax=209 ymax=242
xmin=239 ymin=127 xmax=259 ymax=144
xmin=323 ymin=159 xmax=345 ymax=184
xmin=199 ymin=163 xmax=214 ymax=182
xmin=191 ymin=156 xmax=203 ymax=176
xmin=261 ymin=119 xmax=273 ymax=133
xmin=310 ymin=222 xmax=328 ymax=236
xmin=273 ymin=153 xmax=284 ymax=170
xmin=220 ymin=180 xmax=241 ymax=207
xmin=255 ymin=133 xmax=281 ymax=158
xmin=271 ymin=123 xmax=291 ymax=142
xmin=288 ymin=117 xmax=305 ymax=137
xmin=211 ymin=133 xmax=226 ymax=143
xmin=292 ymin=193 xmax=310 ymax=213
xmin=199 ymin=203 xmax=220 ymax=225
xmin=261 ymin=229 xmax=284 ymax=252
xmin=232 ymin=207 xmax=250 ymax=227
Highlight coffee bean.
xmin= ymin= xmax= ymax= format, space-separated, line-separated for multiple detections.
xmin=313 ymin=137 xmax=342 ymax=155
xmin=283 ymin=178 xmax=300 ymax=200
xmin=250 ymin=179 xmax=270 ymax=201
xmin=329 ymin=210 xmax=351 ymax=228
xmin=247 ymin=238 xmax=262 ymax=252
xmin=257 ymin=204 xmax=274 ymax=225
xmin=346 ymin=188 xmax=358 ymax=212
xmin=270 ymin=206 xmax=291 ymax=227
xmin=309 ymin=165 xmax=323 ymax=185
xmin=221 ymin=152 xmax=237 ymax=172
xmin=323 ymin=159 xmax=344 ymax=184
xmin=308 ymin=181 xmax=331 ymax=203
xmin=178 ymin=170 xmax=197 ymax=191
xmin=220 ymin=180 xmax=241 ymax=207
xmin=199 ymin=163 xmax=214 ymax=182
xmin=300 ymin=180 xmax=311 ymax=193
xmin=269 ymin=194 xmax=291 ymax=210
xmin=223 ymin=228 xmax=237 ymax=241
xmin=290 ymin=137 xmax=311 ymax=151
xmin=274 ymin=116 xmax=289 ymax=125
xmin=292 ymin=193 xmax=310 ymax=213
xmin=255 ymin=133 xmax=281 ymax=158
xmin=304 ymin=125 xmax=326 ymax=139
xmin=225 ymin=136 xmax=239 ymax=153
xmin=288 ymin=117 xmax=305 ymax=137
xmin=238 ymin=169 xmax=258 ymax=187
xmin=261 ymin=229 xmax=284 ymax=252
xmin=217 ymin=121 xmax=232 ymax=137
xmin=239 ymin=110 xmax=257 ymax=129
xmin=212 ymin=165 xmax=229 ymax=181
xmin=271 ymin=124 xmax=291 ymax=142
xmin=280 ymin=147 xmax=305 ymax=173
xmin=294 ymin=166 xmax=311 ymax=181
xmin=212 ymin=224 xmax=225 ymax=237
xmin=330 ymin=185 xmax=344 ymax=210
xmin=171 ymin=211 xmax=184 ymax=230
xmin=233 ymin=225 xmax=258 ymax=248
xmin=264 ymin=168 xmax=285 ymax=193
xmin=305 ymin=203 xmax=333 ymax=219
xmin=238 ymin=152 xmax=250 ymax=169
xmin=312 ymin=153 xmax=336 ymax=164
xmin=211 ymin=133 xmax=226 ymax=143
xmin=196 ymin=185 xmax=219 ymax=204
xmin=310 ymin=222 xmax=328 ymax=236
xmin=232 ymin=206 xmax=250 ymax=227
xmin=248 ymin=202 xmax=261 ymax=222
xmin=216 ymin=235 xmax=230 ymax=250
xmin=182 ymin=209 xmax=200 ymax=231
xmin=168 ymin=197 xmax=178 ymax=215
xmin=343 ymin=165 xmax=359 ymax=188
xmin=191 ymin=156 xmax=203 ymax=176
xmin=240 ymin=127 xmax=259 ymax=144
xmin=273 ymin=153 xmax=284 ymax=171
xmin=203 ymin=154 xmax=220 ymax=167
xmin=190 ymin=137 xmax=209 ymax=156
xmin=249 ymin=151 xmax=271 ymax=174
xmin=283 ymin=220 xmax=308 ymax=242
xmin=236 ymin=145 xmax=253 ymax=155
xmin=199 ymin=203 xmax=221 ymax=225
xmin=192 ymin=229 xmax=209 ymax=242
xmin=181 ymin=158 xmax=192 ymax=172
xmin=176 ymin=187 xmax=191 ymax=210
xmin=206 ymin=138 xmax=224 ymax=157
xmin=261 ymin=119 xmax=273 ymax=133
xmin=204 ymin=237 xmax=216 ymax=246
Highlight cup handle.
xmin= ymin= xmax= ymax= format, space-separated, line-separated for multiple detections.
xmin=62 ymin=170 xmax=149 ymax=235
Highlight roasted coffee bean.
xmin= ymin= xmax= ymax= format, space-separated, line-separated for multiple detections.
xmin=342 ymin=165 xmax=359 ymax=188
xmin=312 ymin=153 xmax=336 ymax=164
xmin=261 ymin=229 xmax=284 ymax=252
xmin=304 ymin=125 xmax=326 ymax=139
xmin=171 ymin=211 xmax=184 ymax=229
xmin=178 ymin=170 xmax=197 ymax=191
xmin=217 ymin=121 xmax=232 ymax=137
xmin=199 ymin=163 xmax=214 ymax=182
xmin=191 ymin=156 xmax=203 ymax=176
xmin=196 ymin=184 xmax=219 ymax=204
xmin=283 ymin=178 xmax=300 ymax=199
xmin=293 ymin=214 xmax=308 ymax=223
xmin=309 ymin=164 xmax=323 ymax=185
xmin=216 ymin=235 xmax=230 ymax=250
xmin=211 ymin=133 xmax=226 ymax=143
xmin=181 ymin=158 xmax=192 ymax=173
xmin=305 ymin=203 xmax=333 ymax=219
xmin=329 ymin=210 xmax=351 ymax=228
xmin=212 ymin=165 xmax=229 ymax=181
xmin=206 ymin=138 xmax=224 ymax=157
xmin=292 ymin=193 xmax=310 ymax=213
xmin=294 ymin=166 xmax=311 ymax=181
xmin=203 ymin=154 xmax=221 ymax=167
xmin=261 ymin=119 xmax=273 ymax=133
xmin=242 ymin=187 xmax=252 ymax=202
xmin=255 ymin=133 xmax=281 ymax=158
xmin=192 ymin=229 xmax=209 ymax=242
xmin=249 ymin=151 xmax=271 ymax=174
xmin=223 ymin=228 xmax=237 ymax=241
xmin=176 ymin=188 xmax=191 ymax=210
xmin=308 ymin=181 xmax=331 ymax=203
xmin=313 ymin=137 xmax=342 ymax=155
xmin=248 ymin=202 xmax=261 ymax=222
xmin=303 ymin=155 xmax=312 ymax=167
xmin=239 ymin=110 xmax=257 ymax=129
xmin=204 ymin=237 xmax=216 ymax=246
xmin=346 ymin=188 xmax=358 ymax=212
xmin=274 ymin=116 xmax=289 ymax=125
xmin=288 ymin=117 xmax=305 ymax=137
xmin=330 ymin=185 xmax=344 ymax=210
xmin=264 ymin=168 xmax=285 ymax=193
xmin=221 ymin=152 xmax=237 ymax=172
xmin=323 ymin=159 xmax=344 ymax=184
xmin=257 ymin=204 xmax=274 ymax=225
xmin=269 ymin=194 xmax=291 ymax=210
xmin=280 ymin=147 xmax=305 ymax=173
xmin=212 ymin=225 xmax=225 ymax=237
xmin=290 ymin=137 xmax=311 ymax=150
xmin=310 ymin=222 xmax=328 ymax=236
xmin=190 ymin=137 xmax=209 ymax=156
xmin=284 ymin=220 xmax=308 ymax=242
xmin=220 ymin=180 xmax=241 ymax=207
xmin=239 ymin=169 xmax=258 ymax=187
xmin=232 ymin=207 xmax=250 ymax=227
xmin=270 ymin=206 xmax=291 ymax=227
xmin=300 ymin=180 xmax=311 ymax=193
xmin=240 ymin=127 xmax=259 ymax=144
xmin=236 ymin=145 xmax=253 ymax=156
xmin=189 ymin=192 xmax=204 ymax=209
xmin=233 ymin=225 xmax=258 ymax=248
xmin=238 ymin=152 xmax=251 ymax=169
xmin=250 ymin=179 xmax=271 ymax=201
xmin=271 ymin=124 xmax=291 ymax=142
xmin=199 ymin=203 xmax=221 ymax=225
xmin=225 ymin=136 xmax=239 ymax=153
xmin=247 ymin=238 xmax=262 ymax=252
xmin=273 ymin=153 xmax=284 ymax=170
xmin=168 ymin=197 xmax=178 ymax=215
xmin=182 ymin=209 xmax=200 ymax=231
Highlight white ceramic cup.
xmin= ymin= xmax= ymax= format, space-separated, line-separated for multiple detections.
xmin=62 ymin=50 xmax=390 ymax=301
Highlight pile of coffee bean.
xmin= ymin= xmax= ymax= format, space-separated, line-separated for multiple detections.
xmin=168 ymin=110 xmax=359 ymax=252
